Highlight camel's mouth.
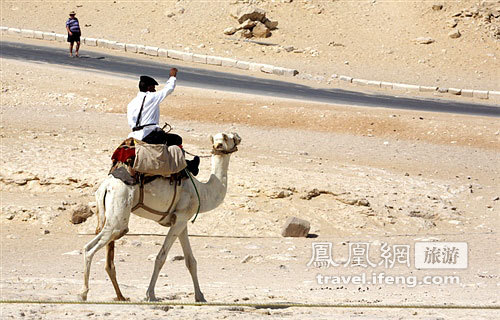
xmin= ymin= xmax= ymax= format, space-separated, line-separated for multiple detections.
xmin=212 ymin=143 xmax=238 ymax=155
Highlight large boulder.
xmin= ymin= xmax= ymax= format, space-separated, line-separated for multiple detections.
xmin=235 ymin=29 xmax=253 ymax=38
xmin=224 ymin=27 xmax=237 ymax=35
xmin=234 ymin=5 xmax=267 ymax=23
xmin=263 ymin=18 xmax=279 ymax=30
xmin=238 ymin=19 xmax=257 ymax=30
xmin=252 ymin=21 xmax=271 ymax=38
xmin=281 ymin=217 xmax=310 ymax=237
xmin=70 ymin=204 xmax=94 ymax=224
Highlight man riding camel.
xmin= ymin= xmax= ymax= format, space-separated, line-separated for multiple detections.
xmin=127 ymin=68 xmax=199 ymax=175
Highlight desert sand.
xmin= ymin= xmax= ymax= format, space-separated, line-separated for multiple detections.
xmin=1 ymin=51 xmax=499 ymax=319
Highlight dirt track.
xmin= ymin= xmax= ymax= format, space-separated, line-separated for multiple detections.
xmin=1 ymin=57 xmax=499 ymax=319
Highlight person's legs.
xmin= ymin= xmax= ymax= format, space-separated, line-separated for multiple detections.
xmin=142 ymin=130 xmax=199 ymax=176
xmin=142 ymin=130 xmax=168 ymax=145
xmin=165 ymin=133 xmax=182 ymax=147
xmin=75 ymin=41 xmax=80 ymax=57
xmin=69 ymin=41 xmax=74 ymax=57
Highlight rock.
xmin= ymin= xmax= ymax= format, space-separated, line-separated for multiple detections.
xmin=70 ymin=204 xmax=94 ymax=224
xmin=241 ymin=254 xmax=253 ymax=263
xmin=147 ymin=254 xmax=156 ymax=261
xmin=283 ymin=45 xmax=295 ymax=52
xmin=14 ymin=179 xmax=27 ymax=186
xmin=263 ymin=18 xmax=278 ymax=30
xmin=438 ymin=87 xmax=449 ymax=93
xmin=281 ymin=216 xmax=310 ymax=237
xmin=235 ymin=29 xmax=252 ymax=38
xmin=252 ymin=21 xmax=271 ymax=38
xmin=301 ymin=188 xmax=334 ymax=200
xmin=432 ymin=4 xmax=443 ymax=11
xmin=271 ymin=190 xmax=293 ymax=199
xmin=447 ymin=19 xmax=458 ymax=28
xmin=233 ymin=5 xmax=267 ymax=24
xmin=224 ymin=27 xmax=237 ymax=35
xmin=413 ymin=37 xmax=435 ymax=44
xmin=448 ymin=29 xmax=461 ymax=38
xmin=357 ymin=199 xmax=370 ymax=207
xmin=238 ymin=19 xmax=257 ymax=30
xmin=63 ymin=250 xmax=81 ymax=256
xmin=131 ymin=240 xmax=142 ymax=247
xmin=171 ymin=255 xmax=184 ymax=261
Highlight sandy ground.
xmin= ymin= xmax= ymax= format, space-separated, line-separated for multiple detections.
xmin=0 ymin=53 xmax=499 ymax=320
xmin=1 ymin=0 xmax=499 ymax=91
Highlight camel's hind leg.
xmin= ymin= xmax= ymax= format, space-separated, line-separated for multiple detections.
xmin=179 ymin=227 xmax=206 ymax=302
xmin=106 ymin=241 xmax=128 ymax=301
xmin=79 ymin=230 xmax=113 ymax=301
xmin=79 ymin=179 xmax=132 ymax=301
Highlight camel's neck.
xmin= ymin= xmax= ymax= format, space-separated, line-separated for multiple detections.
xmin=196 ymin=154 xmax=231 ymax=213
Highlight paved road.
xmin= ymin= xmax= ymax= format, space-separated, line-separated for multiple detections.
xmin=1 ymin=40 xmax=499 ymax=117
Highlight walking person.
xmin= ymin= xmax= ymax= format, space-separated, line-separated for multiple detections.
xmin=66 ymin=11 xmax=81 ymax=57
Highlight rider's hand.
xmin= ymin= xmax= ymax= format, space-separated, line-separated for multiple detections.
xmin=169 ymin=68 xmax=178 ymax=77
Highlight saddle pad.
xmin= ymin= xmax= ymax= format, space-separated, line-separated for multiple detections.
xmin=110 ymin=166 xmax=138 ymax=185
xmin=133 ymin=141 xmax=187 ymax=176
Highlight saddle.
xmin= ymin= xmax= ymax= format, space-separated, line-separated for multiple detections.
xmin=109 ymin=138 xmax=188 ymax=186
xmin=109 ymin=138 xmax=189 ymax=227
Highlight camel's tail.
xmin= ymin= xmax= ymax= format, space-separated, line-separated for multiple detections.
xmin=95 ymin=180 xmax=108 ymax=234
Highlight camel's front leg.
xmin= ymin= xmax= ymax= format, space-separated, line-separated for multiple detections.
xmin=179 ymin=227 xmax=206 ymax=302
xmin=146 ymin=222 xmax=186 ymax=301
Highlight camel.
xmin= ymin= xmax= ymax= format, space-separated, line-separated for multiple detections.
xmin=78 ymin=132 xmax=241 ymax=302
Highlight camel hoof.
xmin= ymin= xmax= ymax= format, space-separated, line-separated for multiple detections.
xmin=195 ymin=294 xmax=207 ymax=303
xmin=113 ymin=296 xmax=130 ymax=302
xmin=146 ymin=293 xmax=158 ymax=302
xmin=77 ymin=293 xmax=87 ymax=301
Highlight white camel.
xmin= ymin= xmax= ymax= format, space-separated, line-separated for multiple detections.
xmin=79 ymin=132 xmax=241 ymax=302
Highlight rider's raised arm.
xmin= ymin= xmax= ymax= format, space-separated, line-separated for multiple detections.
xmin=152 ymin=76 xmax=176 ymax=103
xmin=151 ymin=68 xmax=177 ymax=103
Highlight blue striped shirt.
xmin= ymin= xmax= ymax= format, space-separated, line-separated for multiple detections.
xmin=66 ymin=18 xmax=80 ymax=33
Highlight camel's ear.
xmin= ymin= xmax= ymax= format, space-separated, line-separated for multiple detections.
xmin=231 ymin=132 xmax=241 ymax=146
xmin=209 ymin=135 xmax=214 ymax=144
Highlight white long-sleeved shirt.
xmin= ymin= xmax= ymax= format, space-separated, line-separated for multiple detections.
xmin=127 ymin=76 xmax=176 ymax=140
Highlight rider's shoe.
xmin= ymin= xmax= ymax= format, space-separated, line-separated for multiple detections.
xmin=186 ymin=156 xmax=200 ymax=176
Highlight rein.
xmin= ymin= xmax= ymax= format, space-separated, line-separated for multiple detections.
xmin=186 ymin=145 xmax=238 ymax=224
xmin=185 ymin=146 xmax=238 ymax=158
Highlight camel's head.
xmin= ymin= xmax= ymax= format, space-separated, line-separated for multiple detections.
xmin=210 ymin=132 xmax=241 ymax=154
